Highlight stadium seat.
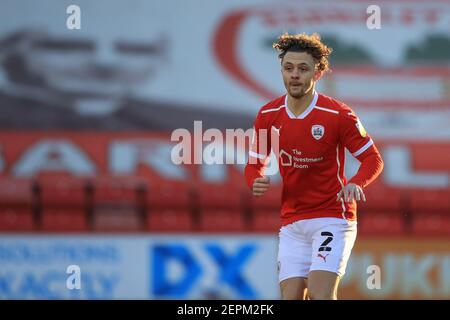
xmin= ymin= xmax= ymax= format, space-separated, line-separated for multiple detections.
xmin=357 ymin=211 xmax=406 ymax=236
xmin=0 ymin=206 xmax=34 ymax=231
xmin=38 ymin=176 xmax=88 ymax=207
xmin=41 ymin=208 xmax=87 ymax=232
xmin=92 ymin=176 xmax=147 ymax=205
xmin=251 ymin=184 xmax=282 ymax=210
xmin=251 ymin=209 xmax=280 ymax=232
xmin=407 ymin=189 xmax=450 ymax=211
xmin=411 ymin=212 xmax=450 ymax=236
xmin=0 ymin=178 xmax=34 ymax=206
xmin=92 ymin=206 xmax=143 ymax=231
xmin=199 ymin=209 xmax=245 ymax=232
xmin=147 ymin=208 xmax=193 ymax=232
xmin=197 ymin=183 xmax=244 ymax=209
xmin=359 ymin=185 xmax=403 ymax=211
xmin=90 ymin=177 xmax=147 ymax=231
xmin=146 ymin=181 xmax=191 ymax=208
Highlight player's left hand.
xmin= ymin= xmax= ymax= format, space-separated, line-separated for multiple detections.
xmin=337 ymin=183 xmax=366 ymax=203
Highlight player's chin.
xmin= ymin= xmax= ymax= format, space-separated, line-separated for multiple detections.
xmin=289 ymin=88 xmax=304 ymax=98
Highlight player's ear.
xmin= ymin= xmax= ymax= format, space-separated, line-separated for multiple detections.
xmin=314 ymin=70 xmax=323 ymax=81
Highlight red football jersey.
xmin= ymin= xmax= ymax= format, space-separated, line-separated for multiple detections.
xmin=245 ymin=91 xmax=382 ymax=225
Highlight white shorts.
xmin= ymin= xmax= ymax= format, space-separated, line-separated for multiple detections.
xmin=277 ymin=217 xmax=357 ymax=282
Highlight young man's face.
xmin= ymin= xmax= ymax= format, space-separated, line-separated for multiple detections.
xmin=281 ymin=51 xmax=321 ymax=99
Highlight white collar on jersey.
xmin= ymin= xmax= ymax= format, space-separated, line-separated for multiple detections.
xmin=284 ymin=91 xmax=318 ymax=119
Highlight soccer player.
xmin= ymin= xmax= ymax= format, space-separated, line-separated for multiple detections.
xmin=244 ymin=33 xmax=384 ymax=300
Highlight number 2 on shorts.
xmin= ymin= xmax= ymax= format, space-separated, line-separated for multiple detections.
xmin=319 ymin=231 xmax=334 ymax=252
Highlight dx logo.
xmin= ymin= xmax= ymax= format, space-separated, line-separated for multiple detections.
xmin=151 ymin=243 xmax=256 ymax=299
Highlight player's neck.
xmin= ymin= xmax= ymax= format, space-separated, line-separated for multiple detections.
xmin=286 ymin=89 xmax=315 ymax=117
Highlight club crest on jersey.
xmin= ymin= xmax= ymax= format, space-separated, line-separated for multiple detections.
xmin=311 ymin=125 xmax=325 ymax=140
xmin=356 ymin=119 xmax=367 ymax=138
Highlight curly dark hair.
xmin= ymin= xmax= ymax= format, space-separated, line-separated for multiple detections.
xmin=273 ymin=32 xmax=333 ymax=73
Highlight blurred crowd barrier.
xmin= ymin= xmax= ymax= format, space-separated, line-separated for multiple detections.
xmin=0 ymin=234 xmax=448 ymax=299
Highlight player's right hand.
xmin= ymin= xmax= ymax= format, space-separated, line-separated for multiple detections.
xmin=253 ymin=176 xmax=270 ymax=197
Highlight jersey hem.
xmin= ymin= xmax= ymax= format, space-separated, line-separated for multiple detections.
xmin=281 ymin=212 xmax=356 ymax=226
